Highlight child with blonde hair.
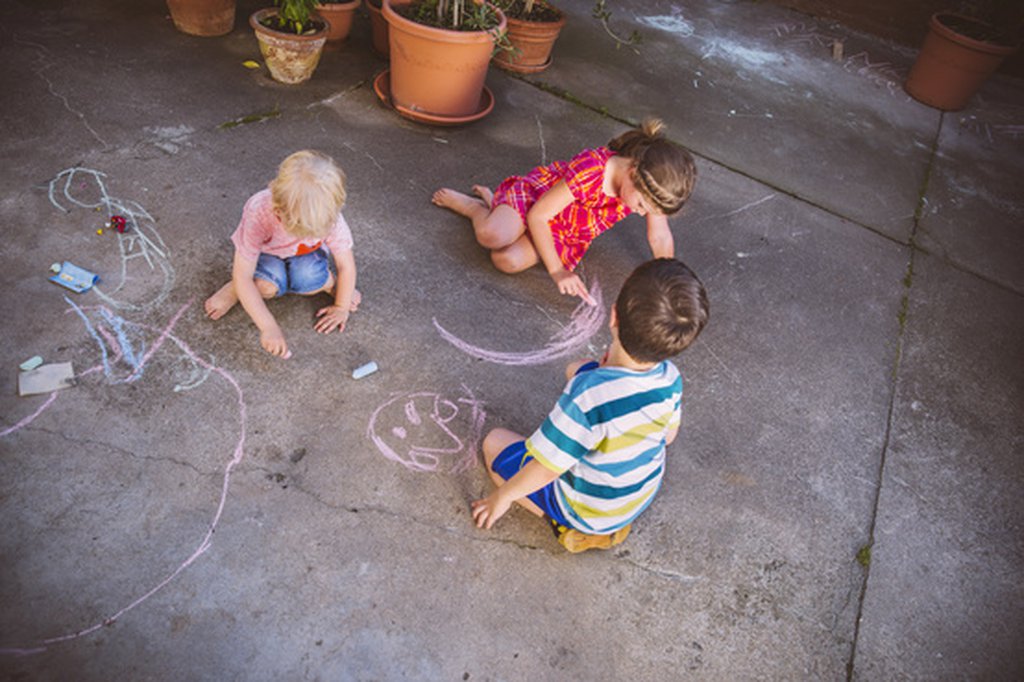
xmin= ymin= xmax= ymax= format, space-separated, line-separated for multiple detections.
xmin=433 ymin=119 xmax=696 ymax=305
xmin=205 ymin=150 xmax=359 ymax=358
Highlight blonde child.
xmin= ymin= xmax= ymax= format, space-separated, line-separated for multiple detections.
xmin=471 ymin=258 xmax=709 ymax=553
xmin=204 ymin=150 xmax=359 ymax=358
xmin=432 ymin=119 xmax=696 ymax=305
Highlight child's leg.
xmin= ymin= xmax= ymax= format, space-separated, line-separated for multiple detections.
xmin=482 ymin=428 xmax=545 ymax=518
xmin=432 ymin=187 xmax=526 ymax=251
xmin=489 ymin=235 xmax=541 ymax=274
xmin=204 ymin=277 xmax=278 ymax=319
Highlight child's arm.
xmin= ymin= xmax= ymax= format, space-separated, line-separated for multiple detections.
xmin=526 ymin=181 xmax=596 ymax=305
xmin=646 ymin=214 xmax=675 ymax=259
xmin=314 ymin=247 xmax=357 ymax=334
xmin=232 ymin=252 xmax=288 ymax=357
xmin=471 ymin=459 xmax=562 ymax=530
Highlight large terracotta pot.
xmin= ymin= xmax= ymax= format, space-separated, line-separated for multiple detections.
xmin=383 ymin=0 xmax=506 ymax=119
xmin=167 ymin=0 xmax=236 ymax=37
xmin=905 ymin=13 xmax=1019 ymax=111
xmin=493 ymin=5 xmax=565 ymax=73
xmin=366 ymin=0 xmax=390 ymax=57
xmin=250 ymin=9 xmax=330 ymax=85
xmin=318 ymin=0 xmax=361 ymax=47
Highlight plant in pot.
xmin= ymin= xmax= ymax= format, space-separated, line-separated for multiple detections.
xmin=378 ymin=0 xmax=507 ymax=124
xmin=905 ymin=2 xmax=1022 ymax=111
xmin=317 ymin=0 xmax=362 ymax=48
xmin=250 ymin=0 xmax=331 ymax=84
xmin=491 ymin=0 xmax=565 ymax=73
xmin=167 ymin=0 xmax=236 ymax=37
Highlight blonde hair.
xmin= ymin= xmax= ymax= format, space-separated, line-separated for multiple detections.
xmin=609 ymin=119 xmax=696 ymax=216
xmin=269 ymin=150 xmax=347 ymax=238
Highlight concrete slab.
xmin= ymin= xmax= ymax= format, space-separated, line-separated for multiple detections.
xmin=852 ymin=253 xmax=1024 ymax=679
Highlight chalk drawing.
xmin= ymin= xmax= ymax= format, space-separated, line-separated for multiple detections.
xmin=433 ymin=279 xmax=605 ymax=366
xmin=48 ymin=166 xmax=174 ymax=312
xmin=367 ymin=385 xmax=486 ymax=474
xmin=0 ymin=301 xmax=244 ymax=655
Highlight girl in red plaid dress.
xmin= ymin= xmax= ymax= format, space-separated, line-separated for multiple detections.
xmin=432 ymin=119 xmax=696 ymax=304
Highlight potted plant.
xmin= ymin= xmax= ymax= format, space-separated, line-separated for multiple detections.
xmin=492 ymin=0 xmax=565 ymax=73
xmin=167 ymin=0 xmax=236 ymax=36
xmin=379 ymin=0 xmax=507 ymax=123
xmin=250 ymin=0 xmax=331 ymax=84
xmin=317 ymin=0 xmax=362 ymax=47
xmin=366 ymin=0 xmax=391 ymax=56
xmin=905 ymin=6 xmax=1021 ymax=111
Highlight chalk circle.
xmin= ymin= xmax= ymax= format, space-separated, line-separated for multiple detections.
xmin=367 ymin=387 xmax=486 ymax=475
xmin=0 ymin=302 xmax=245 ymax=654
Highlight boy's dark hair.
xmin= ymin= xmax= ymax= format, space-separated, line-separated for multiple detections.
xmin=615 ymin=258 xmax=709 ymax=362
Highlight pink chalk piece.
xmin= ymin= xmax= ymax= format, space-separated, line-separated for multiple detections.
xmin=283 ymin=350 xmax=293 ymax=359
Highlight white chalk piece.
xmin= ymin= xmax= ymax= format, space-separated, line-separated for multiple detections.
xmin=19 ymin=356 xmax=44 ymax=371
xmin=352 ymin=361 xmax=379 ymax=379
xmin=282 ymin=350 xmax=293 ymax=359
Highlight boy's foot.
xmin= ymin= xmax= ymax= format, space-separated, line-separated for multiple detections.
xmin=552 ymin=522 xmax=631 ymax=553
xmin=432 ymin=188 xmax=489 ymax=218
xmin=204 ymin=282 xmax=238 ymax=320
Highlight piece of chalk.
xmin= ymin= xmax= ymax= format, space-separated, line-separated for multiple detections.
xmin=282 ymin=350 xmax=293 ymax=359
xmin=50 ymin=263 xmax=62 ymax=273
xmin=20 ymin=356 xmax=44 ymax=371
xmin=352 ymin=361 xmax=378 ymax=379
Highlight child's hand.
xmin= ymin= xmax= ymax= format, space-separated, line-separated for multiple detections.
xmin=314 ymin=305 xmax=349 ymax=334
xmin=551 ymin=270 xmax=596 ymax=306
xmin=471 ymin=492 xmax=512 ymax=530
xmin=260 ymin=327 xmax=290 ymax=358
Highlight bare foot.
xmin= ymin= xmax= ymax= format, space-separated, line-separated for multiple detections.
xmin=432 ymin=188 xmax=489 ymax=217
xmin=472 ymin=185 xmax=494 ymax=209
xmin=204 ymin=282 xmax=238 ymax=320
xmin=350 ymin=288 xmax=362 ymax=312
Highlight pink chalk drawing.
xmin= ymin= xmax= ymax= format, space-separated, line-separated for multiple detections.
xmin=48 ymin=166 xmax=175 ymax=312
xmin=367 ymin=386 xmax=486 ymax=474
xmin=0 ymin=300 xmax=245 ymax=655
xmin=433 ymin=278 xmax=605 ymax=366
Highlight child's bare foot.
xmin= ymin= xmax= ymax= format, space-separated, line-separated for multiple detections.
xmin=432 ymin=188 xmax=489 ymax=217
xmin=204 ymin=282 xmax=238 ymax=320
xmin=472 ymin=185 xmax=493 ymax=209
xmin=350 ymin=288 xmax=362 ymax=312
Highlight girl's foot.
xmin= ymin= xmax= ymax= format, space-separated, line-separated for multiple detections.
xmin=472 ymin=185 xmax=494 ymax=209
xmin=432 ymin=188 xmax=489 ymax=217
xmin=204 ymin=282 xmax=238 ymax=320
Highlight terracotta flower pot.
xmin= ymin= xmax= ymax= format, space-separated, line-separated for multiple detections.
xmin=250 ymin=9 xmax=330 ymax=85
xmin=493 ymin=6 xmax=565 ymax=73
xmin=318 ymin=0 xmax=361 ymax=47
xmin=166 ymin=0 xmax=236 ymax=37
xmin=382 ymin=0 xmax=506 ymax=119
xmin=367 ymin=0 xmax=390 ymax=57
xmin=905 ymin=13 xmax=1019 ymax=111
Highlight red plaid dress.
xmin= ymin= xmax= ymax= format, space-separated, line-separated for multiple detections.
xmin=492 ymin=147 xmax=631 ymax=271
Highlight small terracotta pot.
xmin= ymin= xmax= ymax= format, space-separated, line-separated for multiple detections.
xmin=366 ymin=0 xmax=390 ymax=57
xmin=250 ymin=9 xmax=330 ymax=85
xmin=318 ymin=0 xmax=361 ymax=47
xmin=493 ymin=8 xmax=565 ymax=73
xmin=166 ymin=0 xmax=236 ymax=37
xmin=382 ymin=0 xmax=506 ymax=119
xmin=905 ymin=13 xmax=1019 ymax=111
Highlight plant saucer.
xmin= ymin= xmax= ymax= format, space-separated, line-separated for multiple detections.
xmin=373 ymin=70 xmax=494 ymax=126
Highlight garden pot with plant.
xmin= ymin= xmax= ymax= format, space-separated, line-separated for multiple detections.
xmin=251 ymin=0 xmax=330 ymax=84
xmin=905 ymin=12 xmax=1020 ymax=111
xmin=318 ymin=0 xmax=361 ymax=47
xmin=380 ymin=0 xmax=507 ymax=123
xmin=167 ymin=0 xmax=236 ymax=36
xmin=492 ymin=0 xmax=564 ymax=73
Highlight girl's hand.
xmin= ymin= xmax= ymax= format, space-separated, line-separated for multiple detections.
xmin=260 ymin=326 xmax=289 ymax=358
xmin=471 ymin=492 xmax=512 ymax=530
xmin=551 ymin=269 xmax=596 ymax=306
xmin=314 ymin=305 xmax=349 ymax=334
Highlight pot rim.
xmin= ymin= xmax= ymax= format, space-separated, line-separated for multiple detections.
xmin=930 ymin=12 xmax=1019 ymax=55
xmin=250 ymin=8 xmax=331 ymax=39
xmin=318 ymin=0 xmax=362 ymax=10
xmin=382 ymin=0 xmax=507 ymax=43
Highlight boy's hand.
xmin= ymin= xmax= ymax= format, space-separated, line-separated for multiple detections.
xmin=260 ymin=326 xmax=290 ymax=358
xmin=314 ymin=305 xmax=349 ymax=334
xmin=551 ymin=269 xmax=596 ymax=306
xmin=471 ymin=491 xmax=512 ymax=530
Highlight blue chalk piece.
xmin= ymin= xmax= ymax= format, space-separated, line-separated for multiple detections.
xmin=49 ymin=261 xmax=99 ymax=293
xmin=20 ymin=356 xmax=44 ymax=371
xmin=352 ymin=361 xmax=379 ymax=379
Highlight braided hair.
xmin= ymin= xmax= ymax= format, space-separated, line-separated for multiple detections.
xmin=608 ymin=119 xmax=696 ymax=216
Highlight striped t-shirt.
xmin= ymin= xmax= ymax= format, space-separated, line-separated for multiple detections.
xmin=526 ymin=361 xmax=683 ymax=534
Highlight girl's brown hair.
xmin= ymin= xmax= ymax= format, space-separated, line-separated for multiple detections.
xmin=609 ymin=119 xmax=696 ymax=216
xmin=270 ymin=150 xmax=347 ymax=239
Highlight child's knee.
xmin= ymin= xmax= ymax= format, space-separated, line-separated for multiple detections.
xmin=490 ymin=249 xmax=531 ymax=274
xmin=255 ymin=278 xmax=279 ymax=298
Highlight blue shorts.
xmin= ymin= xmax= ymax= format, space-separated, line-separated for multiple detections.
xmin=491 ymin=441 xmax=570 ymax=526
xmin=254 ymin=249 xmax=332 ymax=297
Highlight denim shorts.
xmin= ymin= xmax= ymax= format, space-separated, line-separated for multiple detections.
xmin=490 ymin=441 xmax=570 ymax=526
xmin=254 ymin=249 xmax=332 ymax=297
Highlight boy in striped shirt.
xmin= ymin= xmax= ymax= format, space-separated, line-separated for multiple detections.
xmin=471 ymin=258 xmax=709 ymax=552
